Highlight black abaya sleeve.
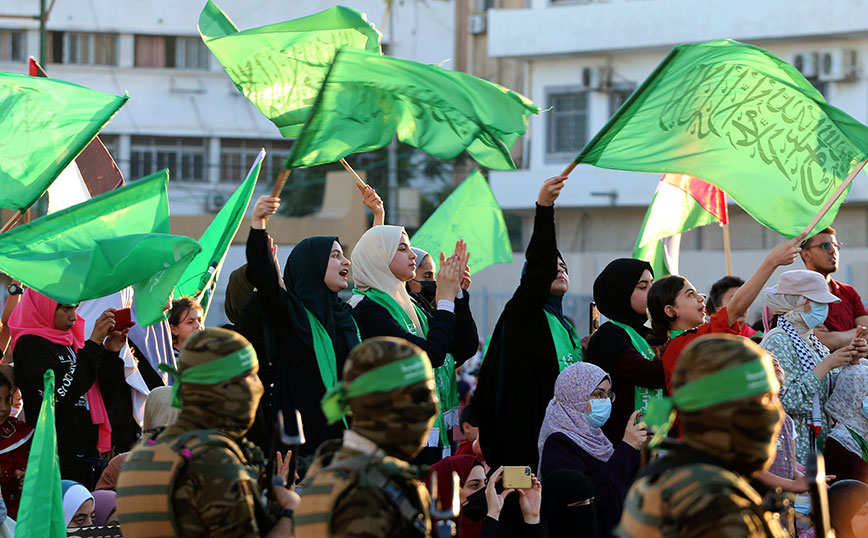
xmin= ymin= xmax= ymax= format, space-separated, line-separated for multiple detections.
xmin=245 ymin=227 xmax=284 ymax=317
xmin=449 ymin=291 xmax=480 ymax=366
xmin=512 ymin=203 xmax=558 ymax=311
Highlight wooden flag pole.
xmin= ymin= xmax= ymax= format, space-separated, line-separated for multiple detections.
xmin=271 ymin=169 xmax=291 ymax=198
xmin=0 ymin=212 xmax=22 ymax=234
xmin=722 ymin=222 xmax=733 ymax=276
xmin=800 ymin=158 xmax=868 ymax=238
xmin=560 ymin=161 xmax=578 ymax=177
xmin=340 ymin=158 xmax=369 ymax=188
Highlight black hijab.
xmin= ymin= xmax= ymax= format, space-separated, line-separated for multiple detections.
xmin=586 ymin=258 xmax=653 ymax=371
xmin=540 ymin=469 xmax=597 ymax=538
xmin=523 ymin=250 xmax=576 ymax=347
xmin=283 ymin=236 xmax=358 ymax=358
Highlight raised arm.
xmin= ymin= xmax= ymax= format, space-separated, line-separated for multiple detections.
xmin=726 ymin=235 xmax=804 ymax=327
xmin=357 ymin=183 xmax=385 ymax=226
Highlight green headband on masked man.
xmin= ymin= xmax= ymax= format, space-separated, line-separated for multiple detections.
xmin=159 ymin=344 xmax=258 ymax=408
xmin=645 ymin=358 xmax=776 ymax=446
xmin=321 ymin=354 xmax=433 ymax=424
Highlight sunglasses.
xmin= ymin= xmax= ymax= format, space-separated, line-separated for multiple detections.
xmin=806 ymin=241 xmax=842 ymax=252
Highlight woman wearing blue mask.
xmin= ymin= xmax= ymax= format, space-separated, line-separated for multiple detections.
xmin=538 ymin=362 xmax=646 ymax=538
xmin=761 ymin=270 xmax=867 ymax=464
xmin=825 ymin=363 xmax=868 ymax=484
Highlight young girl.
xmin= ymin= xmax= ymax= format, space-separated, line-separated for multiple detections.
xmin=0 ymin=366 xmax=31 ymax=520
xmin=167 ymin=297 xmax=204 ymax=355
xmin=646 ymin=237 xmax=803 ymax=392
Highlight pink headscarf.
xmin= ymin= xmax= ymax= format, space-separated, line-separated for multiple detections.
xmin=7 ymin=289 xmax=112 ymax=452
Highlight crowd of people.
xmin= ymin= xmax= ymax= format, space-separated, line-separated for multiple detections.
xmin=1 ymin=175 xmax=868 ymax=538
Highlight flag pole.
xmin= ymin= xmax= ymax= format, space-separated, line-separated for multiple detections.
xmin=340 ymin=158 xmax=369 ymax=188
xmin=271 ymin=169 xmax=291 ymax=198
xmin=0 ymin=211 xmax=23 ymax=234
xmin=800 ymin=158 xmax=868 ymax=237
xmin=722 ymin=222 xmax=733 ymax=276
xmin=560 ymin=161 xmax=578 ymax=177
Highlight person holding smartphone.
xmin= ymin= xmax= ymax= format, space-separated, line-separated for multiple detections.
xmin=538 ymin=362 xmax=646 ymax=538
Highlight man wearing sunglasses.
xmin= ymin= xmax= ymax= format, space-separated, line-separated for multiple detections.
xmin=800 ymin=226 xmax=868 ymax=352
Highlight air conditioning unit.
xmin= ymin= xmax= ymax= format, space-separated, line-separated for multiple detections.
xmin=818 ymin=48 xmax=857 ymax=81
xmin=468 ymin=14 xmax=487 ymax=34
xmin=581 ymin=66 xmax=610 ymax=90
xmin=205 ymin=192 xmax=227 ymax=213
xmin=792 ymin=52 xmax=819 ymax=78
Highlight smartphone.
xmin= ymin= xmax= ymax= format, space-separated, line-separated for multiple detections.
xmin=113 ymin=307 xmax=133 ymax=331
xmin=502 ymin=466 xmax=532 ymax=489
xmin=589 ymin=302 xmax=601 ymax=335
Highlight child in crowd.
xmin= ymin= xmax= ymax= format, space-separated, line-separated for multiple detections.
xmin=706 ymin=275 xmax=761 ymax=340
xmin=0 ymin=366 xmax=31 ymax=520
xmin=167 ymin=297 xmax=204 ymax=355
xmin=647 ymin=237 xmax=803 ymax=392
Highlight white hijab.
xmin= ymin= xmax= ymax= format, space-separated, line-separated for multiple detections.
xmin=351 ymin=225 xmax=424 ymax=335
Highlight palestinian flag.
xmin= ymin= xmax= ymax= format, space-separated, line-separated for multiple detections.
xmin=633 ymin=174 xmax=728 ymax=276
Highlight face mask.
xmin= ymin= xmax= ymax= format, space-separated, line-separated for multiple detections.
xmin=416 ymin=280 xmax=437 ymax=305
xmin=461 ymin=488 xmax=488 ymax=522
xmin=862 ymin=397 xmax=868 ymax=421
xmin=801 ymin=301 xmax=829 ymax=329
xmin=584 ymin=398 xmax=612 ymax=429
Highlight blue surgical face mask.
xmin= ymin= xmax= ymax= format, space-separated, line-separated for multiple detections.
xmin=862 ymin=397 xmax=868 ymax=421
xmin=801 ymin=301 xmax=829 ymax=329
xmin=584 ymin=398 xmax=612 ymax=429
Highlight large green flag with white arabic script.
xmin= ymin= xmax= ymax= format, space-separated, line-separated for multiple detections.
xmin=286 ymin=48 xmax=539 ymax=170
xmin=177 ymin=149 xmax=262 ymax=317
xmin=199 ymin=0 xmax=381 ymax=138
xmin=411 ymin=170 xmax=512 ymax=273
xmin=0 ymin=171 xmax=200 ymax=326
xmin=0 ymin=72 xmax=128 ymax=212
xmin=573 ymin=39 xmax=868 ymax=238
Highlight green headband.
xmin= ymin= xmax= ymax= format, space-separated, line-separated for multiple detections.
xmin=321 ymin=354 xmax=434 ymax=424
xmin=159 ymin=344 xmax=258 ymax=408
xmin=645 ymin=359 xmax=776 ymax=446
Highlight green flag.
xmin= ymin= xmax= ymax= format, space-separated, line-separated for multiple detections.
xmin=574 ymin=39 xmax=868 ymax=238
xmin=14 ymin=370 xmax=65 ymax=538
xmin=199 ymin=0 xmax=381 ymax=138
xmin=177 ymin=149 xmax=263 ymax=316
xmin=286 ymin=48 xmax=539 ymax=171
xmin=0 ymin=171 xmax=200 ymax=325
xmin=411 ymin=170 xmax=512 ymax=273
xmin=0 ymin=72 xmax=128 ymax=212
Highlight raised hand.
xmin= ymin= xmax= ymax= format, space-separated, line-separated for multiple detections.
xmin=90 ymin=309 xmax=116 ymax=345
xmin=252 ymin=195 xmax=280 ymax=229
xmin=485 ymin=467 xmax=514 ymax=522
xmin=518 ymin=474 xmax=542 ymax=524
xmin=435 ymin=251 xmax=462 ymax=302
xmin=357 ymin=183 xmax=385 ymax=226
xmin=537 ymin=175 xmax=568 ymax=207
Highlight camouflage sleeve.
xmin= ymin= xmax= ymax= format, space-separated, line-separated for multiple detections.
xmin=677 ymin=491 xmax=787 ymax=538
xmin=172 ymin=447 xmax=262 ymax=538
xmin=330 ymin=486 xmax=403 ymax=538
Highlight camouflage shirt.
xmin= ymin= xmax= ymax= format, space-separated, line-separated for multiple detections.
xmin=296 ymin=433 xmax=431 ymax=538
xmin=618 ymin=458 xmax=788 ymax=538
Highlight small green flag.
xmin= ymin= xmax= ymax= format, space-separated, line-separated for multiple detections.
xmin=177 ymin=149 xmax=263 ymax=316
xmin=0 ymin=171 xmax=200 ymax=325
xmin=286 ymin=48 xmax=539 ymax=171
xmin=574 ymin=39 xmax=868 ymax=238
xmin=14 ymin=370 xmax=65 ymax=538
xmin=199 ymin=0 xmax=381 ymax=138
xmin=0 ymin=72 xmax=128 ymax=212
xmin=411 ymin=170 xmax=512 ymax=273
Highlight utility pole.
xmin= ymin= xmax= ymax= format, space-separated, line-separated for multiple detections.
xmin=386 ymin=0 xmax=399 ymax=225
xmin=39 ymin=0 xmax=46 ymax=66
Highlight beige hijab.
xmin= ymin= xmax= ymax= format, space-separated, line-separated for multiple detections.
xmin=142 ymin=386 xmax=179 ymax=431
xmin=763 ymin=290 xmax=811 ymax=338
xmin=351 ymin=225 xmax=424 ymax=335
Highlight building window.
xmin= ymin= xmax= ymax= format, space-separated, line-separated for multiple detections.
xmin=0 ymin=30 xmax=25 ymax=62
xmin=135 ymin=35 xmax=209 ymax=70
xmin=608 ymin=84 xmax=636 ymax=118
xmin=130 ymin=136 xmax=208 ymax=182
xmin=220 ymin=139 xmax=292 ymax=183
xmin=48 ymin=32 xmax=118 ymax=65
xmin=546 ymin=89 xmax=588 ymax=159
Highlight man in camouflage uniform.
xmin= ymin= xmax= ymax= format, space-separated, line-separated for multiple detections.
xmin=618 ymin=334 xmax=789 ymax=538
xmin=295 ymin=337 xmax=439 ymax=537
xmin=117 ymin=328 xmax=298 ymax=537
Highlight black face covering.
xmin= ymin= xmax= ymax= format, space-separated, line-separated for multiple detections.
xmin=461 ymin=488 xmax=488 ymax=522
xmin=416 ymin=280 xmax=437 ymax=305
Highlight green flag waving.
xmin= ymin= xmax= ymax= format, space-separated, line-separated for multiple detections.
xmin=0 ymin=72 xmax=128 ymax=212
xmin=199 ymin=0 xmax=381 ymax=138
xmin=14 ymin=371 xmax=65 ymax=538
xmin=0 ymin=171 xmax=200 ymax=325
xmin=574 ymin=39 xmax=868 ymax=238
xmin=177 ymin=149 xmax=263 ymax=316
xmin=411 ymin=170 xmax=513 ymax=273
xmin=286 ymin=48 xmax=539 ymax=171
